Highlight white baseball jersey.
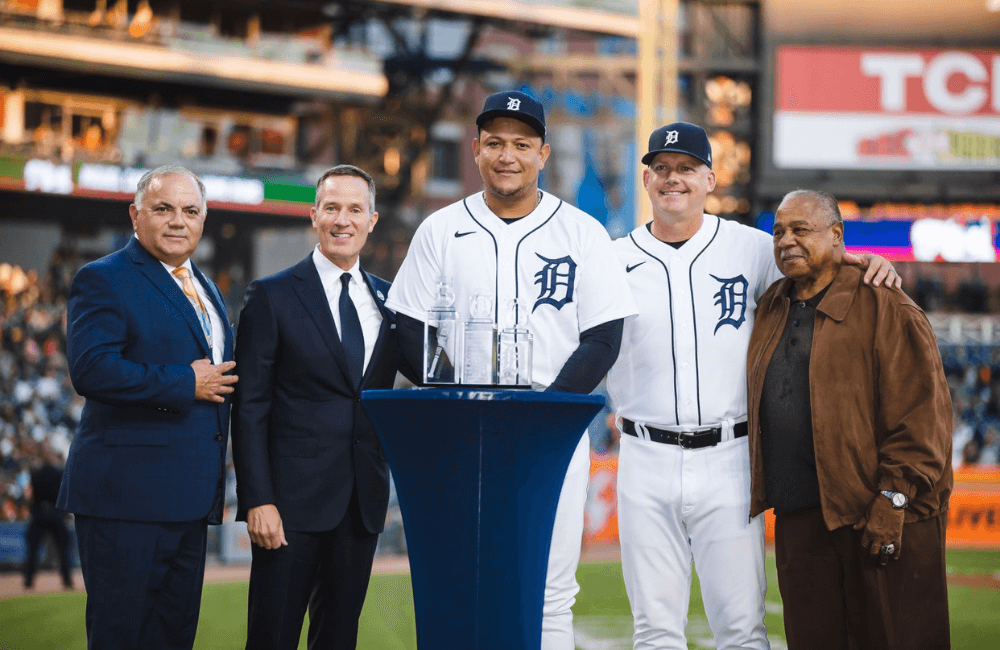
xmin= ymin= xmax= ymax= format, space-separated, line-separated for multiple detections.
xmin=607 ymin=214 xmax=782 ymax=428
xmin=387 ymin=190 xmax=637 ymax=388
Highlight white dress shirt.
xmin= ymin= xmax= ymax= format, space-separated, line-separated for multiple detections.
xmin=312 ymin=246 xmax=383 ymax=373
xmin=161 ymin=258 xmax=225 ymax=364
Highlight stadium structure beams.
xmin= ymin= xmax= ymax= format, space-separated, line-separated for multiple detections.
xmin=345 ymin=14 xmax=488 ymax=207
xmin=0 ymin=63 xmax=303 ymax=114
xmin=0 ymin=26 xmax=386 ymax=101
xmin=336 ymin=0 xmax=640 ymax=37
xmin=324 ymin=0 xmax=760 ymax=230
xmin=636 ymin=0 xmax=677 ymax=226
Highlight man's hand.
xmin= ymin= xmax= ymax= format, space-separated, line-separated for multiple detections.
xmin=247 ymin=504 xmax=288 ymax=550
xmin=192 ymin=358 xmax=237 ymax=403
xmin=854 ymin=494 xmax=904 ymax=566
xmin=843 ymin=252 xmax=902 ymax=289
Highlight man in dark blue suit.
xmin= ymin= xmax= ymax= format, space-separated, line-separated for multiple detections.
xmin=57 ymin=166 xmax=237 ymax=650
xmin=233 ymin=165 xmax=412 ymax=650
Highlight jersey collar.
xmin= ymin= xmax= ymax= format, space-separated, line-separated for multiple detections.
xmin=634 ymin=213 xmax=718 ymax=257
xmin=466 ymin=190 xmax=560 ymax=233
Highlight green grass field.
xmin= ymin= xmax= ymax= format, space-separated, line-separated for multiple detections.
xmin=3 ymin=550 xmax=998 ymax=649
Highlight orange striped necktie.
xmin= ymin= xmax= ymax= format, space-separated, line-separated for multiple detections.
xmin=172 ymin=267 xmax=213 ymax=348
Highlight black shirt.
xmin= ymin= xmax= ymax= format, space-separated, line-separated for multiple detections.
xmin=760 ymin=283 xmax=829 ymax=516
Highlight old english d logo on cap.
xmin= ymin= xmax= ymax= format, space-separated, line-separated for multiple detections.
xmin=476 ymin=91 xmax=546 ymax=142
xmin=642 ymin=122 xmax=712 ymax=168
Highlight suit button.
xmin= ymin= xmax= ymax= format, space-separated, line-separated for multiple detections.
xmin=354 ymin=436 xmax=361 ymax=444
xmin=214 ymin=433 xmax=223 ymax=442
xmin=355 ymin=396 xmax=361 ymax=403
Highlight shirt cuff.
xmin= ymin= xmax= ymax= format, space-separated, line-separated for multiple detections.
xmin=878 ymin=474 xmax=917 ymax=499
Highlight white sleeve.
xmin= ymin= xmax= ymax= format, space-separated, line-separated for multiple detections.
xmin=384 ymin=218 xmax=442 ymax=322
xmin=574 ymin=224 xmax=638 ymax=332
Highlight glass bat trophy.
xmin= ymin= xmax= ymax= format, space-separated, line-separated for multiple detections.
xmin=498 ymin=299 xmax=532 ymax=386
xmin=461 ymin=290 xmax=497 ymax=385
xmin=423 ymin=276 xmax=459 ymax=384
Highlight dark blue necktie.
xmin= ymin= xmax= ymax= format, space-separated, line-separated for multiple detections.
xmin=339 ymin=272 xmax=365 ymax=388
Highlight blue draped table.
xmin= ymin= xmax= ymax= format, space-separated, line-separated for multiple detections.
xmin=361 ymin=389 xmax=604 ymax=650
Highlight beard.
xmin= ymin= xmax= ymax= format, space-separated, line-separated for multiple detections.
xmin=485 ymin=175 xmax=533 ymax=201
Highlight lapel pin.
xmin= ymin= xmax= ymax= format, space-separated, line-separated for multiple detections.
xmin=377 ymin=290 xmax=385 ymax=301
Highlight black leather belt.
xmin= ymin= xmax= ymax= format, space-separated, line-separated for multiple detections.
xmin=622 ymin=418 xmax=748 ymax=449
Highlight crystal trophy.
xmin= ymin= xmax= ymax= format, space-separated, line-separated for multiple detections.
xmin=423 ymin=276 xmax=459 ymax=384
xmin=462 ymin=290 xmax=497 ymax=385
xmin=498 ymin=298 xmax=532 ymax=386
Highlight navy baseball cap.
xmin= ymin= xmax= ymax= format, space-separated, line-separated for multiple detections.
xmin=476 ymin=91 xmax=546 ymax=142
xmin=641 ymin=122 xmax=712 ymax=168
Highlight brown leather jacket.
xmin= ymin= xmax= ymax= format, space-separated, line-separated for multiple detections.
xmin=747 ymin=264 xmax=953 ymax=529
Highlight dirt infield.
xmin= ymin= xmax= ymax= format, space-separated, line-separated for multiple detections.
xmin=3 ymin=542 xmax=997 ymax=600
xmin=946 ymin=572 xmax=1000 ymax=589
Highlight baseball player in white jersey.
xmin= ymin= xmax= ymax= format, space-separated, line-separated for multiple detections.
xmin=387 ymin=91 xmax=636 ymax=650
xmin=606 ymin=122 xmax=900 ymax=650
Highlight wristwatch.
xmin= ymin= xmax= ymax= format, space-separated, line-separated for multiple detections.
xmin=880 ymin=490 xmax=909 ymax=509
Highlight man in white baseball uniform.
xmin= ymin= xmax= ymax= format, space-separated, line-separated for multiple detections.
xmin=606 ymin=122 xmax=900 ymax=650
xmin=387 ymin=90 xmax=637 ymax=650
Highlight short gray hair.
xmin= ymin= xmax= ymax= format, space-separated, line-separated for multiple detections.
xmin=780 ymin=189 xmax=842 ymax=226
xmin=315 ymin=164 xmax=376 ymax=216
xmin=134 ymin=166 xmax=207 ymax=213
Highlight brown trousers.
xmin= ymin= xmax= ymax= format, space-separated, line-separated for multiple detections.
xmin=774 ymin=508 xmax=950 ymax=650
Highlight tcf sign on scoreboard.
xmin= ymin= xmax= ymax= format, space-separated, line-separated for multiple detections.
xmin=774 ymin=45 xmax=1000 ymax=170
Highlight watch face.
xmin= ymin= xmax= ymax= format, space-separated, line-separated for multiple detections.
xmin=892 ymin=493 xmax=907 ymax=508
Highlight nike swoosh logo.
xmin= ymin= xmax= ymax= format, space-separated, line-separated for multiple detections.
xmin=626 ymin=262 xmax=646 ymax=273
xmin=454 ymin=231 xmax=476 ymax=238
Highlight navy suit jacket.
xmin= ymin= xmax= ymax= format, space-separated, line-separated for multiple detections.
xmin=56 ymin=237 xmax=234 ymax=524
xmin=231 ymin=255 xmax=402 ymax=534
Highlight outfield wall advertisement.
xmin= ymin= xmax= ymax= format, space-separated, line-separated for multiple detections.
xmin=1 ymin=463 xmax=997 ymax=563
xmin=774 ymin=46 xmax=1000 ymax=170
xmin=585 ymin=461 xmax=1000 ymax=549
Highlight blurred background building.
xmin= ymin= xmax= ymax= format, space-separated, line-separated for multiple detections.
xmin=0 ymin=0 xmax=999 ymax=561
xmin=0 ymin=0 xmax=766 ymax=281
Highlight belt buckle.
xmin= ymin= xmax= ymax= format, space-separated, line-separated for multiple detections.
xmin=677 ymin=431 xmax=697 ymax=449
xmin=678 ymin=429 xmax=718 ymax=449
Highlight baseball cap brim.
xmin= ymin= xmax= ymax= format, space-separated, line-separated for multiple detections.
xmin=476 ymin=110 xmax=546 ymax=141
xmin=641 ymin=148 xmax=712 ymax=168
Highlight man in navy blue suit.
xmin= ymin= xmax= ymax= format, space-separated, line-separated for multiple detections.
xmin=57 ymin=166 xmax=237 ymax=650
xmin=232 ymin=164 xmax=412 ymax=650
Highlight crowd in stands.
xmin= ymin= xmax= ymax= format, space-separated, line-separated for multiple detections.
xmin=0 ymin=252 xmax=998 ymax=522
xmin=944 ymin=355 xmax=1000 ymax=469
xmin=0 ymin=252 xmax=82 ymax=522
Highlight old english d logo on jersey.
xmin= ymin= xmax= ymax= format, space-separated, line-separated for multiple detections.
xmin=533 ymin=254 xmax=576 ymax=312
xmin=710 ymin=273 xmax=748 ymax=333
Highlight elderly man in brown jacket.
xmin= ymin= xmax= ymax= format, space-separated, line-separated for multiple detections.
xmin=747 ymin=189 xmax=953 ymax=650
